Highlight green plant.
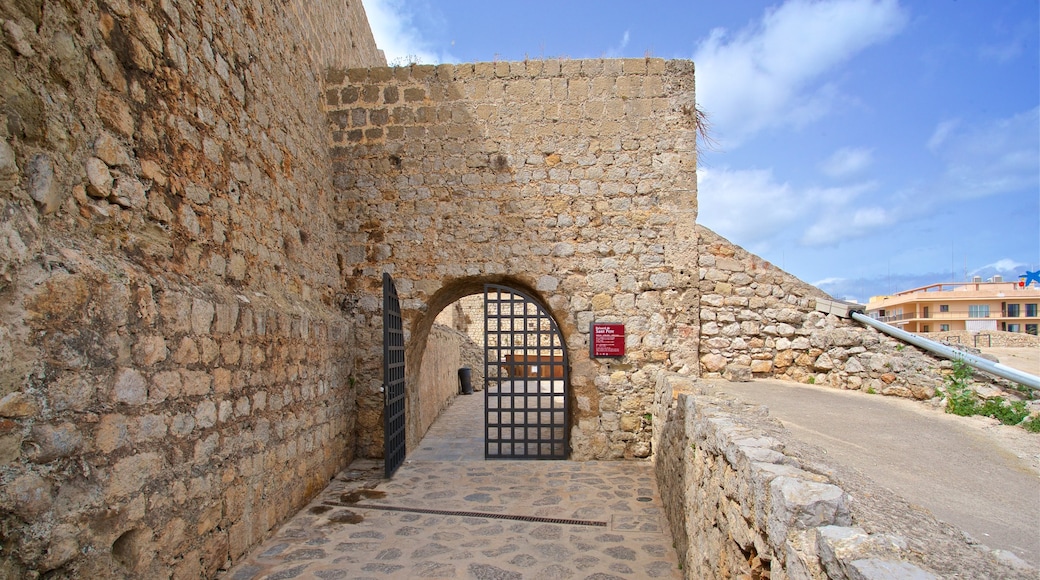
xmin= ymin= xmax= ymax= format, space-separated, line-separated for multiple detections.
xmin=865 ymin=387 xmax=876 ymax=394
xmin=937 ymin=359 xmax=978 ymax=417
xmin=896 ymin=344 xmax=905 ymax=352
xmin=1023 ymin=415 xmax=1040 ymax=433
xmin=977 ymin=398 xmax=1030 ymax=426
xmin=807 ymin=376 xmax=815 ymax=384
xmin=937 ymin=360 xmax=1037 ymax=429
xmin=643 ymin=413 xmax=653 ymax=423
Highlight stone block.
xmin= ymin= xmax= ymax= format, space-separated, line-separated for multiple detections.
xmin=85 ymin=157 xmax=113 ymax=198
xmin=25 ymin=422 xmax=83 ymax=463
xmin=194 ymin=401 xmax=217 ymax=429
xmin=848 ymin=559 xmax=939 ymax=580
xmin=701 ymin=353 xmax=726 ymax=372
xmin=96 ymin=91 xmax=135 ymax=137
xmin=723 ymin=365 xmax=751 ymax=382
xmin=0 ymin=392 xmax=39 ymax=418
xmin=767 ymin=477 xmax=851 ymax=552
xmin=26 ymin=154 xmax=64 ymax=214
xmin=97 ymin=414 xmax=130 ymax=454
xmin=191 ymin=298 xmax=215 ymax=335
xmin=172 ymin=337 xmax=199 ymax=365
xmin=750 ymin=360 xmax=773 ymax=374
xmin=181 ymin=370 xmax=212 ymax=397
xmin=107 ymin=452 xmax=163 ymax=500
xmin=159 ymin=293 xmax=193 ymax=334
xmin=113 ymin=368 xmax=148 ymax=405
xmin=4 ymin=472 xmax=53 ymax=518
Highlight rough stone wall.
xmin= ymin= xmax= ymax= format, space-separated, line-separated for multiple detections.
xmin=922 ymin=330 xmax=1040 ymax=349
xmin=457 ymin=294 xmax=485 ymax=348
xmin=652 ymin=374 xmax=1032 ymax=580
xmin=411 ymin=324 xmax=463 ymax=450
xmin=696 ymin=226 xmax=997 ymax=400
xmin=327 ymin=59 xmax=700 ymax=460
xmin=0 ymin=0 xmax=382 ymax=577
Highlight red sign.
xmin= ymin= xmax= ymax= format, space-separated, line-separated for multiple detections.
xmin=590 ymin=323 xmax=625 ymax=357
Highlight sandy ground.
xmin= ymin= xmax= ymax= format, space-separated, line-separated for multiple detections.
xmin=978 ymin=346 xmax=1040 ymax=376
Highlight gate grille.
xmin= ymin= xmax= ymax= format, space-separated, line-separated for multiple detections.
xmin=383 ymin=273 xmax=406 ymax=477
xmin=484 ymin=284 xmax=568 ymax=459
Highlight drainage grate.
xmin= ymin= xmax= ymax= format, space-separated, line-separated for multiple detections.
xmin=341 ymin=503 xmax=607 ymax=527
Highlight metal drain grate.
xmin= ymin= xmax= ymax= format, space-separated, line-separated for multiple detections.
xmin=341 ymin=503 xmax=607 ymax=527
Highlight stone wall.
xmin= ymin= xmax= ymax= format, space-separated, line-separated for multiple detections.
xmin=0 ymin=0 xmax=382 ymax=576
xmin=411 ymin=324 xmax=463 ymax=450
xmin=327 ymin=58 xmax=701 ymax=460
xmin=922 ymin=330 xmax=1040 ymax=349
xmin=695 ymin=226 xmax=1026 ymax=400
xmin=652 ymin=374 xmax=1033 ymax=580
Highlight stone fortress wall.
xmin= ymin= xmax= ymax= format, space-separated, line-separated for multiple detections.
xmin=325 ymin=58 xmax=701 ymax=461
xmin=0 ymin=0 xmax=1032 ymax=578
xmin=0 ymin=0 xmax=384 ymax=577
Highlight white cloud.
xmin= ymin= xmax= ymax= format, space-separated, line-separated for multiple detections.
xmin=979 ymin=22 xmax=1032 ymax=64
xmin=931 ymin=107 xmax=1040 ymax=199
xmin=698 ymin=166 xmax=884 ymax=250
xmin=972 ymin=259 xmax=1026 ymax=274
xmin=821 ymin=147 xmax=874 ymax=178
xmin=361 ymin=0 xmax=453 ymax=65
xmin=696 ymin=167 xmax=802 ymax=250
xmin=606 ymin=31 xmax=631 ymax=57
xmin=926 ymin=119 xmax=960 ymax=151
xmin=693 ymin=0 xmax=907 ymax=145
xmin=801 ymin=205 xmax=892 ymax=246
xmin=812 ymin=276 xmax=846 ymax=287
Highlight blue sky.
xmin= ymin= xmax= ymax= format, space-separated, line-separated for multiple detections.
xmin=360 ymin=0 xmax=1039 ymax=302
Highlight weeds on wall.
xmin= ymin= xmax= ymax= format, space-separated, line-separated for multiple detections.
xmin=937 ymin=359 xmax=1034 ymax=429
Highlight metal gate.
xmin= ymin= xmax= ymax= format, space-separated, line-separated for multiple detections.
xmin=383 ymin=273 xmax=406 ymax=477
xmin=484 ymin=284 xmax=568 ymax=459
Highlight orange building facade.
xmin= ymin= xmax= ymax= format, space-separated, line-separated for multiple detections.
xmin=866 ymin=279 xmax=1040 ymax=335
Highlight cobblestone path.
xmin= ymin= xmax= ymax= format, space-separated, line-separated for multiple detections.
xmin=224 ymin=393 xmax=681 ymax=579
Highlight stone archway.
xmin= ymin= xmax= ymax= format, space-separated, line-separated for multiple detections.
xmin=403 ymin=276 xmax=569 ymax=453
xmin=333 ymin=59 xmax=701 ymax=460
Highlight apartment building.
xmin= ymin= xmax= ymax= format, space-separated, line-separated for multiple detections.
xmin=866 ymin=277 xmax=1040 ymax=335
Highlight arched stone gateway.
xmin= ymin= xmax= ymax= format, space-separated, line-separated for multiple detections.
xmin=483 ymin=283 xmax=569 ymax=459
xmin=334 ymin=60 xmax=702 ymax=460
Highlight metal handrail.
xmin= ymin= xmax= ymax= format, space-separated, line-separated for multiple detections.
xmin=850 ymin=311 xmax=1040 ymax=391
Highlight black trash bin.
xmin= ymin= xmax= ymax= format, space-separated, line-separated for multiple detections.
xmin=458 ymin=367 xmax=473 ymax=395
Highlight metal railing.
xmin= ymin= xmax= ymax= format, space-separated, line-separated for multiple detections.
xmin=873 ymin=311 xmax=1036 ymax=323
xmin=850 ymin=311 xmax=1040 ymax=391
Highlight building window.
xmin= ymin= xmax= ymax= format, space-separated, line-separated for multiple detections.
xmin=922 ymin=325 xmax=930 ymax=332
xmin=1027 ymin=324 xmax=1038 ymax=336
xmin=1027 ymin=303 xmax=1038 ymax=317
xmin=1007 ymin=304 xmax=1020 ymax=317
xmin=939 ymin=304 xmax=949 ymax=313
xmin=940 ymin=324 xmax=950 ymax=331
xmin=968 ymin=304 xmax=989 ymax=318
xmin=1007 ymin=324 xmax=1021 ymax=333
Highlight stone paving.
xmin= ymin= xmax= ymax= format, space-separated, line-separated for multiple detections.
xmin=224 ymin=393 xmax=682 ymax=579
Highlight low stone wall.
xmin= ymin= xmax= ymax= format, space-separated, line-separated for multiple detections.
xmin=652 ymin=373 xmax=1032 ymax=580
xmin=921 ymin=330 xmax=1040 ymax=349
xmin=696 ymin=227 xmax=1027 ymax=401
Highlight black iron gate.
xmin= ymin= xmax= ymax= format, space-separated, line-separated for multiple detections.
xmin=383 ymin=273 xmax=406 ymax=477
xmin=484 ymin=284 xmax=569 ymax=459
